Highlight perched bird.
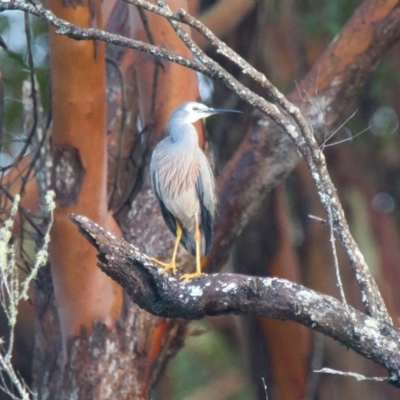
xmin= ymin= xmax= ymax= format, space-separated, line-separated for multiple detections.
xmin=150 ymin=101 xmax=241 ymax=281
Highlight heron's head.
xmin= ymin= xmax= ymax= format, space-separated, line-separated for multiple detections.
xmin=169 ymin=101 xmax=241 ymax=124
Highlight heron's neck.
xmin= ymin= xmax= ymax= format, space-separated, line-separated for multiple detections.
xmin=169 ymin=121 xmax=199 ymax=147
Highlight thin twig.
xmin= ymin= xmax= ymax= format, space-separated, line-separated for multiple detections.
xmin=308 ymin=214 xmax=328 ymax=226
xmin=0 ymin=195 xmax=37 ymax=400
xmin=314 ymin=368 xmax=390 ymax=383
xmin=261 ymin=377 xmax=268 ymax=400
xmin=327 ymin=204 xmax=349 ymax=312
xmin=323 ymin=125 xmax=370 ymax=148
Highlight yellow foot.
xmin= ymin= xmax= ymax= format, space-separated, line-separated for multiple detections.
xmin=151 ymin=257 xmax=177 ymax=275
xmin=180 ymin=272 xmax=205 ymax=283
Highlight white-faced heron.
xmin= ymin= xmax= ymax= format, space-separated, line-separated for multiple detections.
xmin=150 ymin=101 xmax=241 ymax=281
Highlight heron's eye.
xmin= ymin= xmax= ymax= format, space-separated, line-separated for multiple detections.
xmin=192 ymin=106 xmax=199 ymax=111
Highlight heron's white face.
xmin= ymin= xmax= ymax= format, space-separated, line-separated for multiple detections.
xmin=172 ymin=102 xmax=215 ymax=124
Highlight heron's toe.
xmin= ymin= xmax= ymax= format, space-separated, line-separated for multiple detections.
xmin=180 ymin=272 xmax=205 ymax=283
xmin=161 ymin=263 xmax=177 ymax=275
xmin=151 ymin=257 xmax=177 ymax=275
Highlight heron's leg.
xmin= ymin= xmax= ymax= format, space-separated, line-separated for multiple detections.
xmin=151 ymin=221 xmax=182 ymax=275
xmin=181 ymin=213 xmax=204 ymax=282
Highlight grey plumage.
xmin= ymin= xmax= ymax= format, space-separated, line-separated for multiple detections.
xmin=150 ymin=101 xmax=241 ymax=278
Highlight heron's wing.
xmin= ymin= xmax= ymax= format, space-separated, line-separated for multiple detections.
xmin=195 ymin=158 xmax=216 ymax=255
xmin=151 ymin=168 xmax=177 ymax=237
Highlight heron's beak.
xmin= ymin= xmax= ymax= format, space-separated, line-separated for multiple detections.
xmin=205 ymin=108 xmax=243 ymax=116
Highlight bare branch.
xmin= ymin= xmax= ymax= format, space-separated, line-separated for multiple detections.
xmin=70 ymin=214 xmax=400 ymax=388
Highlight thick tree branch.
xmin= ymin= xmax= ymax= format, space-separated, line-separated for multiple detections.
xmin=70 ymin=214 xmax=400 ymax=388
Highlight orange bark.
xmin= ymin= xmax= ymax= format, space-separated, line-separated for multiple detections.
xmin=48 ymin=0 xmax=122 ymax=341
xmin=142 ymin=319 xmax=170 ymax=394
xmin=195 ymin=0 xmax=256 ymax=50
xmin=130 ymin=0 xmax=205 ymax=149
xmin=294 ymin=0 xmax=400 ymax=101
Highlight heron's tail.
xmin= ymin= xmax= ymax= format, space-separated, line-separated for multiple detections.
xmin=180 ymin=228 xmax=196 ymax=256
xmin=180 ymin=228 xmax=210 ymax=256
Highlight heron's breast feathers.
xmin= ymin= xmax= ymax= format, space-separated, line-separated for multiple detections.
xmin=155 ymin=150 xmax=201 ymax=198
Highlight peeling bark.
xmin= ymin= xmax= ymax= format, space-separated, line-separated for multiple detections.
xmin=52 ymin=145 xmax=85 ymax=206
